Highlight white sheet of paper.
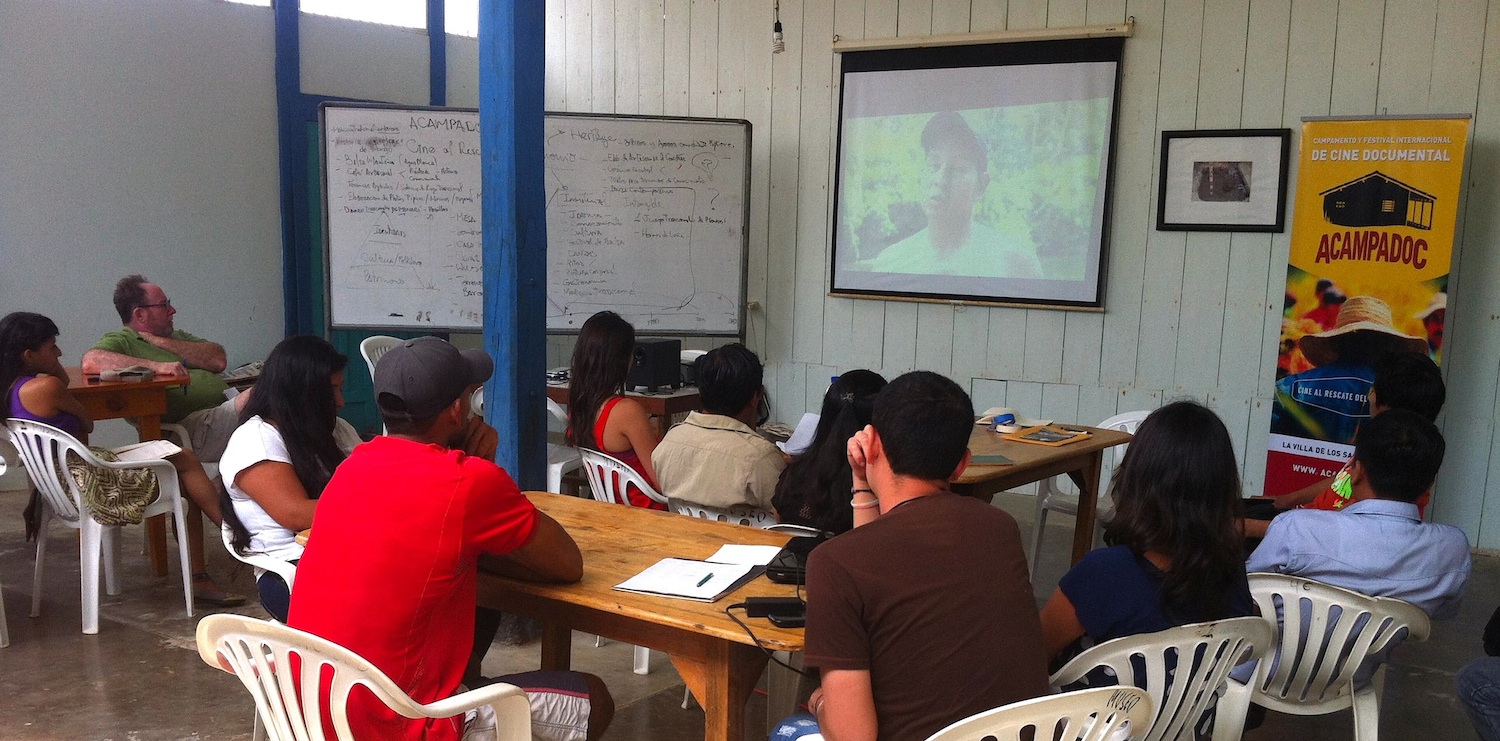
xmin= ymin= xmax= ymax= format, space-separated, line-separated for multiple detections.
xmin=111 ymin=439 xmax=182 ymax=462
xmin=706 ymin=544 xmax=783 ymax=566
xmin=776 ymin=412 xmax=821 ymax=455
xmin=613 ymin=558 xmax=759 ymax=601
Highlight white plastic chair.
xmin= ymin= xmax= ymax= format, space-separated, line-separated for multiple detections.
xmin=6 ymin=419 xmax=194 ymax=635
xmin=359 ymin=336 xmax=401 ymax=436
xmin=577 ymin=447 xmax=664 ymax=674
xmin=120 ymin=422 xmax=217 ymax=563
xmin=215 ymin=525 xmax=296 ymax=739
xmin=924 ymin=685 xmax=1155 ymax=741
xmin=221 ymin=524 xmax=298 ymax=602
xmin=578 ymin=447 xmax=668 ymax=508
xmin=358 ymin=335 xmax=401 ymax=382
xmin=668 ymin=499 xmax=778 ymax=528
xmin=1031 ymin=410 xmax=1149 ymax=567
xmin=1050 ymin=617 xmax=1274 ymax=741
xmin=545 ymin=398 xmax=583 ymax=494
xmin=0 ymin=457 xmax=8 ymax=647
xmin=160 ymin=422 xmax=221 ymax=477
xmin=197 ymin=613 xmax=531 ymax=741
xmin=1213 ymin=573 xmax=1432 ymax=741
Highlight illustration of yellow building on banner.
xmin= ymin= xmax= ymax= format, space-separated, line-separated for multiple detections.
xmin=1266 ymin=117 xmax=1469 ymax=499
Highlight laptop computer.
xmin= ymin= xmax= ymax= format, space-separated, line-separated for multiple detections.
xmin=765 ymin=535 xmax=826 ymax=585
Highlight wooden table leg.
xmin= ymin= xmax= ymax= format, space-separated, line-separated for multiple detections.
xmin=144 ymin=517 xmax=169 ymax=577
xmin=1067 ymin=450 xmax=1106 ymax=565
xmin=766 ymin=653 xmax=805 ymax=728
xmin=137 ymin=415 xmax=170 ymax=577
xmin=671 ymin=642 xmax=769 ymax=741
xmin=539 ymin=623 xmax=574 ymax=670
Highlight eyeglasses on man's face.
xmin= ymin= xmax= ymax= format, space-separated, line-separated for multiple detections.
xmin=138 ymin=300 xmax=173 ymax=310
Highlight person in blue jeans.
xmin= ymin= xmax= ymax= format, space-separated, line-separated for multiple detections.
xmin=1458 ymin=606 xmax=1500 ymax=741
xmin=771 ymin=713 xmax=824 ymax=739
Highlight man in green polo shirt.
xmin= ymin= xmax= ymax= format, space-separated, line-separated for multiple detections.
xmin=82 ymin=275 xmax=238 ymax=458
xmin=81 ymin=274 xmax=245 ymax=606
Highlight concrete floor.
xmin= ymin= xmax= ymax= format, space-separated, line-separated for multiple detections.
xmin=0 ymin=485 xmax=1488 ymax=740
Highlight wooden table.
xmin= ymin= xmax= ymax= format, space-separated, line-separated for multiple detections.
xmin=66 ymin=367 xmax=186 ymax=576
xmin=477 ymin=492 xmax=803 ymax=741
xmin=545 ymin=383 xmax=701 ymax=438
xmin=953 ymin=424 xmax=1132 ymax=565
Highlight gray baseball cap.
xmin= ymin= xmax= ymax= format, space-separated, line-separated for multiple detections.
xmin=373 ymin=337 xmax=494 ymax=420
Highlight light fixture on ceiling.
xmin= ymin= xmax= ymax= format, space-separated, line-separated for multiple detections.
xmin=772 ymin=0 xmax=785 ymax=54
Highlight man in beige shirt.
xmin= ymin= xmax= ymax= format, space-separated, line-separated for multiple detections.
xmin=652 ymin=343 xmax=784 ymax=513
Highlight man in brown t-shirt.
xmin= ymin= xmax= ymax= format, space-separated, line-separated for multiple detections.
xmin=801 ymin=371 xmax=1050 ymax=741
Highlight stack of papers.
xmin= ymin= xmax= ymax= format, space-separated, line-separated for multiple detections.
xmin=775 ymin=413 xmax=820 ymax=456
xmin=614 ymin=544 xmax=781 ymax=602
xmin=221 ymin=361 xmax=264 ymax=381
xmin=704 ymin=544 xmax=782 ymax=565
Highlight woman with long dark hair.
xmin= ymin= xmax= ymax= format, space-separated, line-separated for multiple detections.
xmin=566 ymin=311 xmax=663 ymax=509
xmin=1 ymin=311 xmax=241 ymax=605
xmin=771 ymin=370 xmax=887 ymax=533
xmin=1040 ymin=400 xmax=1252 ymax=664
xmin=218 ymin=334 xmax=361 ymax=620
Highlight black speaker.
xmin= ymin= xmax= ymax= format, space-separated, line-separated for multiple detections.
xmin=627 ymin=338 xmax=682 ymax=391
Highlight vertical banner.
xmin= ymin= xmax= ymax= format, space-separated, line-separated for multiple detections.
xmin=1265 ymin=116 xmax=1469 ymax=497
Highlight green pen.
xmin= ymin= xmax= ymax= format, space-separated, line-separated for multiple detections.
xmin=696 ymin=573 xmax=714 ymax=587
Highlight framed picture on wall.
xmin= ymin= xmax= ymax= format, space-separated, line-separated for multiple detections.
xmin=1156 ymin=128 xmax=1291 ymax=232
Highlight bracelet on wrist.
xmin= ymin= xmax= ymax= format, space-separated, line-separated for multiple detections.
xmin=852 ymin=487 xmax=874 ymax=496
xmin=851 ymin=498 xmax=880 ymax=510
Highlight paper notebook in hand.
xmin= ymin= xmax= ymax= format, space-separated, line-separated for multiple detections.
xmin=111 ymin=439 xmax=183 ymax=462
xmin=613 ymin=558 xmax=762 ymax=602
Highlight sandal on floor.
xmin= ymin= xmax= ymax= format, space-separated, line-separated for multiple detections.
xmin=192 ymin=572 xmax=246 ymax=607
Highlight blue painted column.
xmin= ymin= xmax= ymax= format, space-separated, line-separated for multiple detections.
xmin=478 ymin=0 xmax=547 ymax=487
xmin=274 ymin=0 xmax=303 ymax=335
xmin=428 ymin=0 xmax=447 ymax=106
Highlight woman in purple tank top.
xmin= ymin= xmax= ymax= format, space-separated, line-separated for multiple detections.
xmin=1 ymin=311 xmax=244 ymax=606
xmin=1 ymin=315 xmax=93 ymax=439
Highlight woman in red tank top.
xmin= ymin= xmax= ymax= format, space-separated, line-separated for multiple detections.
xmin=567 ymin=312 xmax=664 ymax=509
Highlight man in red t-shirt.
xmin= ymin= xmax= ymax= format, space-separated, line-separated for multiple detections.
xmin=289 ymin=337 xmax=613 ymax=741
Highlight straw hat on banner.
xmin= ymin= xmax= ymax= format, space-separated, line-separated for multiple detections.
xmin=1416 ymin=292 xmax=1447 ymax=320
xmin=1298 ymin=295 xmax=1428 ymax=366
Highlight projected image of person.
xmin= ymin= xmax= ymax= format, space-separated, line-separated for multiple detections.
xmin=867 ymin=112 xmax=1043 ymax=279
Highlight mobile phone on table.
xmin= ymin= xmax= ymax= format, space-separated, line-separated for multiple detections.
xmin=768 ymin=611 xmax=806 ymax=628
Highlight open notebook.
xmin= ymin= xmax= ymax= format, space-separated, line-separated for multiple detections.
xmin=613 ymin=545 xmax=779 ymax=602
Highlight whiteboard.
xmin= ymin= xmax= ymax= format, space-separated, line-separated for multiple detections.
xmin=321 ymin=105 xmax=749 ymax=335
xmin=323 ymin=105 xmax=484 ymax=329
xmin=543 ymin=113 xmax=749 ymax=335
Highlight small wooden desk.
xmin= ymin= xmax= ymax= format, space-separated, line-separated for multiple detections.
xmin=67 ymin=367 xmax=185 ymax=576
xmin=477 ymin=492 xmax=802 ymax=741
xmin=953 ymin=424 xmax=1132 ymax=565
xmin=545 ymin=383 xmax=701 ymax=438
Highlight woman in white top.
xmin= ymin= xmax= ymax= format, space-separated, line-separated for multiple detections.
xmin=219 ymin=335 xmax=361 ymax=621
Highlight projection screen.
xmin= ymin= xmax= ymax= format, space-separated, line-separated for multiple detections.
xmin=829 ymin=37 xmax=1125 ymax=308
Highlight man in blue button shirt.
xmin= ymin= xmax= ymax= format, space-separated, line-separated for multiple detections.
xmin=1248 ymin=409 xmax=1471 ymax=685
